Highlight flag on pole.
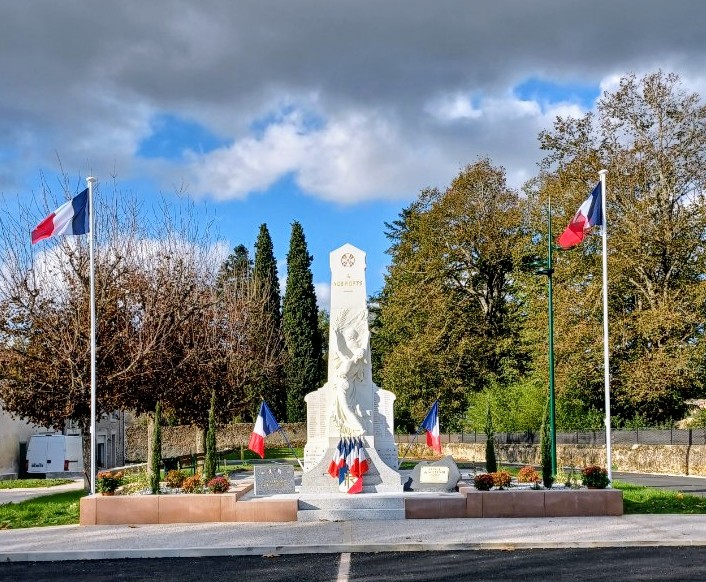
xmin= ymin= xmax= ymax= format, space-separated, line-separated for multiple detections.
xmin=31 ymin=189 xmax=90 ymax=244
xmin=247 ymin=401 xmax=281 ymax=458
xmin=420 ymin=400 xmax=442 ymax=454
xmin=557 ymin=182 xmax=602 ymax=249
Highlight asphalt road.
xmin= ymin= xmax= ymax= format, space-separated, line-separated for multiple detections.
xmin=2 ymin=548 xmax=706 ymax=581
xmin=614 ymin=471 xmax=706 ymax=496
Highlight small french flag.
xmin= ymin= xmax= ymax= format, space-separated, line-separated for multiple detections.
xmin=328 ymin=440 xmax=344 ymax=477
xmin=247 ymin=401 xmax=281 ymax=459
xmin=420 ymin=400 xmax=442 ymax=454
xmin=557 ymin=182 xmax=602 ymax=249
xmin=31 ymin=189 xmax=90 ymax=245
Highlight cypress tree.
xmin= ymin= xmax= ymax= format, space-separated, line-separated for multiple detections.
xmin=254 ymin=224 xmax=282 ymax=328
xmin=253 ymin=224 xmax=286 ymax=419
xmin=204 ymin=390 xmax=217 ymax=481
xmin=282 ymin=221 xmax=322 ymax=422
xmin=484 ymin=402 xmax=497 ymax=473
xmin=150 ymin=401 xmax=162 ymax=495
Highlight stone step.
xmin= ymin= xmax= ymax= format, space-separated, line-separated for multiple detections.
xmin=298 ymin=494 xmax=405 ymax=511
xmin=297 ymin=508 xmax=406 ymax=521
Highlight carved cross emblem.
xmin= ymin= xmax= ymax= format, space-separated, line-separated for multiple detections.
xmin=341 ymin=253 xmax=355 ymax=267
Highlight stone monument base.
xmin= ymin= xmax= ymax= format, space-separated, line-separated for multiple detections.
xmin=297 ymin=493 xmax=406 ymax=521
xmin=300 ymin=446 xmax=403 ymax=494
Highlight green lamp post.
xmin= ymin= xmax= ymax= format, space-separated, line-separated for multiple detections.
xmin=532 ymin=199 xmax=557 ymax=475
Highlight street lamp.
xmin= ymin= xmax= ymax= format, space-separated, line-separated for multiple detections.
xmin=524 ymin=200 xmax=558 ymax=475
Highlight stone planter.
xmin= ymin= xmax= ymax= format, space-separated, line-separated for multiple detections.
xmin=80 ymin=482 xmax=300 ymax=525
xmin=406 ymin=488 xmax=623 ymax=519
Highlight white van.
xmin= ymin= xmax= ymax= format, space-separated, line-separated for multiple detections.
xmin=25 ymin=434 xmax=83 ymax=475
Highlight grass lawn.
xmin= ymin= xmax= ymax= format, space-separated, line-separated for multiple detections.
xmin=224 ymin=447 xmax=303 ymax=461
xmin=0 ymin=490 xmax=84 ymax=529
xmin=0 ymin=479 xmax=74 ymax=490
xmin=614 ymin=480 xmax=706 ymax=514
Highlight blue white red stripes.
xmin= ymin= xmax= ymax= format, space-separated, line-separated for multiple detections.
xmin=420 ymin=400 xmax=442 ymax=454
xmin=247 ymin=401 xmax=281 ymax=458
xmin=31 ymin=188 xmax=90 ymax=244
xmin=329 ymin=437 xmax=368 ymax=493
xmin=557 ymin=182 xmax=602 ymax=249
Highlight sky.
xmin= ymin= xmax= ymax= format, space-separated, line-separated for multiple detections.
xmin=1 ymin=1 xmax=706 ymax=310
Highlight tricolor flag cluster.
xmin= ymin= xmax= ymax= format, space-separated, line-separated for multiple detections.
xmin=420 ymin=400 xmax=442 ymax=454
xmin=31 ymin=189 xmax=90 ymax=245
xmin=327 ymin=437 xmax=369 ymax=494
xmin=247 ymin=401 xmax=281 ymax=459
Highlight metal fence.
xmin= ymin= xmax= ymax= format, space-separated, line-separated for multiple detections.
xmin=396 ymin=428 xmax=706 ymax=446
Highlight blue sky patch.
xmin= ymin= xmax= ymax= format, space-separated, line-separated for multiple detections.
xmin=137 ymin=114 xmax=230 ymax=161
xmin=514 ymin=78 xmax=600 ymax=111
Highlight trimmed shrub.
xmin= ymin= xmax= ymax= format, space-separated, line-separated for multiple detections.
xmin=581 ymin=465 xmax=610 ymax=489
xmin=491 ymin=471 xmax=511 ymax=490
xmin=96 ymin=470 xmax=124 ymax=494
xmin=473 ymin=473 xmax=495 ymax=491
xmin=206 ymin=476 xmax=230 ymax=494
xmin=164 ymin=469 xmax=186 ymax=489
xmin=182 ymin=473 xmax=203 ymax=494
xmin=517 ymin=465 xmax=541 ymax=484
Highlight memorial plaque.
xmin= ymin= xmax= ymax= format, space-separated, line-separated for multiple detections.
xmin=254 ymin=464 xmax=296 ymax=496
xmin=420 ymin=466 xmax=450 ymax=484
xmin=406 ymin=456 xmax=461 ymax=492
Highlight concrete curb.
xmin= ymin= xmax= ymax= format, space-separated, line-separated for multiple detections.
xmin=4 ymin=540 xmax=706 ymax=562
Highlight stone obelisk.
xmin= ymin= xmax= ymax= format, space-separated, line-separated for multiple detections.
xmin=301 ymin=243 xmax=402 ymax=493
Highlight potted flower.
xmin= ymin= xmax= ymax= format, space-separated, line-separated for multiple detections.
xmin=473 ymin=473 xmax=495 ymax=491
xmin=491 ymin=470 xmax=512 ymax=490
xmin=581 ymin=465 xmax=610 ymax=489
xmin=206 ymin=476 xmax=230 ymax=494
xmin=96 ymin=470 xmax=124 ymax=495
xmin=517 ymin=465 xmax=541 ymax=488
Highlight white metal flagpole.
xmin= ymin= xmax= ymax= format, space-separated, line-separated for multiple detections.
xmin=599 ymin=169 xmax=612 ymax=484
xmin=87 ymin=176 xmax=97 ymax=495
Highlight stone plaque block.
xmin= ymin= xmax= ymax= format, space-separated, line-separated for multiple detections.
xmin=420 ymin=466 xmax=449 ymax=484
xmin=254 ymin=464 xmax=295 ymax=496
xmin=406 ymin=456 xmax=460 ymax=492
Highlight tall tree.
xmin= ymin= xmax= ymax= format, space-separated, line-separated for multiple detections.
xmin=217 ymin=244 xmax=252 ymax=290
xmin=252 ymin=224 xmax=286 ymax=419
xmin=253 ymin=225 xmax=281 ymax=328
xmin=536 ymin=71 xmax=706 ymax=425
xmin=372 ymin=159 xmax=529 ymax=430
xmin=282 ymin=221 xmax=322 ymax=421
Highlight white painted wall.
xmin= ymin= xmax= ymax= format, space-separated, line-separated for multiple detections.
xmin=0 ymin=407 xmax=39 ymax=475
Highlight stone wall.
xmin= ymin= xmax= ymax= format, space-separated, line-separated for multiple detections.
xmin=408 ymin=442 xmax=706 ymax=476
xmin=126 ymin=423 xmax=308 ymax=462
xmin=127 ymin=426 xmax=706 ymax=476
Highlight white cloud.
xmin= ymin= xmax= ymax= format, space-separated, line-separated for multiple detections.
xmin=182 ymin=107 xmax=454 ymax=203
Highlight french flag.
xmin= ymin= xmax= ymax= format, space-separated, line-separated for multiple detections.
xmin=350 ymin=438 xmax=369 ymax=478
xmin=31 ymin=189 xmax=90 ymax=245
xmin=557 ymin=182 xmax=602 ymax=249
xmin=328 ymin=440 xmax=344 ymax=477
xmin=420 ymin=400 xmax=442 ymax=454
xmin=247 ymin=401 xmax=281 ymax=459
xmin=338 ymin=462 xmax=363 ymax=494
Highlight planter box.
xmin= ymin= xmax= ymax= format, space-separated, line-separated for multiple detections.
xmin=80 ymin=482 xmax=298 ymax=526
xmin=81 ymin=486 xmax=622 ymax=524
xmin=405 ymin=488 xmax=622 ymax=519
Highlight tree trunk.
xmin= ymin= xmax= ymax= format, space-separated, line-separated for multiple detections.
xmin=81 ymin=432 xmax=91 ymax=492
